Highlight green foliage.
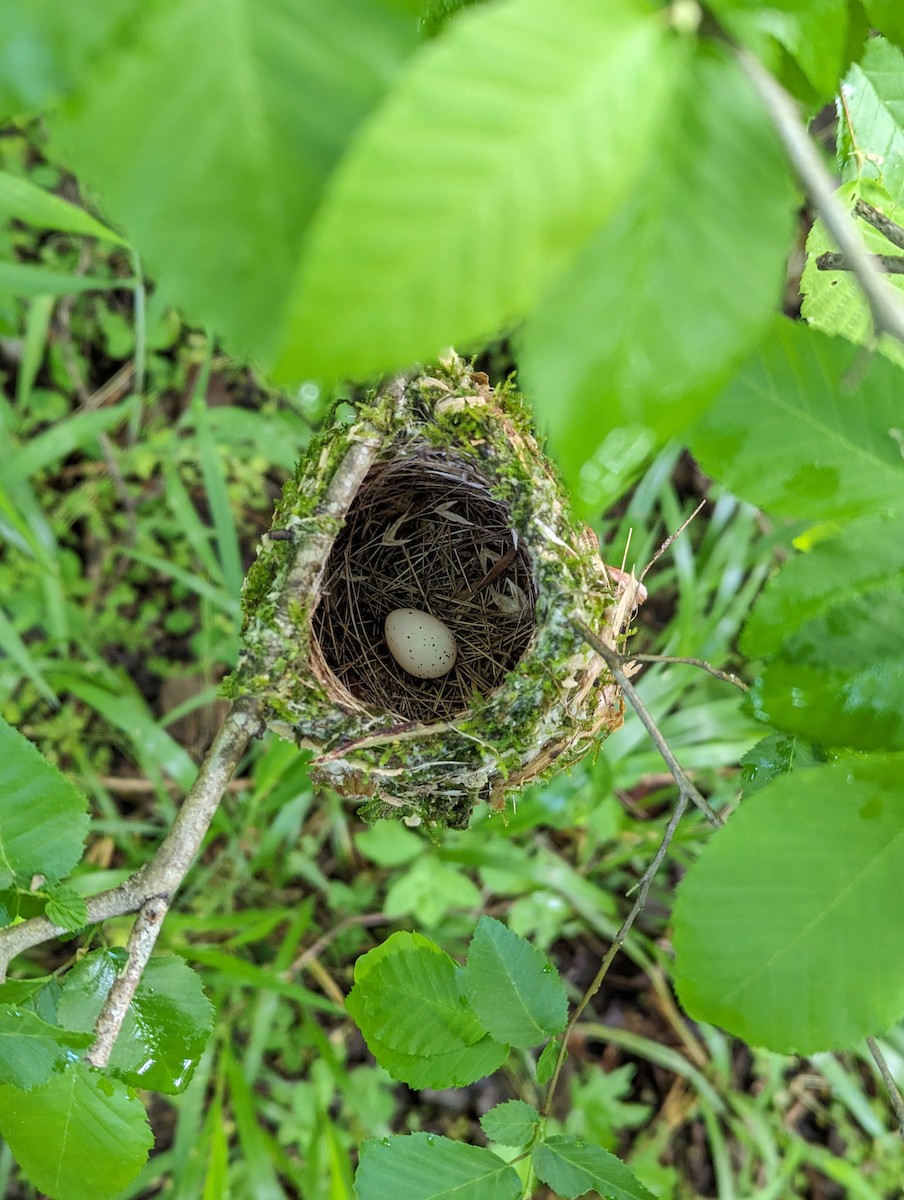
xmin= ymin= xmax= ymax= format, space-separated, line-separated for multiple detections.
xmin=532 ymin=1135 xmax=656 ymax=1200
xmin=0 ymin=1006 xmax=93 ymax=1089
xmin=0 ymin=716 xmax=88 ymax=889
xmin=688 ymin=317 xmax=904 ymax=521
xmin=4 ymin=2 xmax=904 ymax=1197
xmin=56 ymin=950 xmax=214 ymax=1093
xmin=479 ymin=1098 xmax=541 ymax=1148
xmin=520 ymin=39 xmax=795 ymax=513
xmin=461 ymin=916 xmax=567 ymax=1049
xmin=0 ymin=1063 xmax=153 ymax=1200
xmin=674 ymin=757 xmax=904 ymax=1052
xmin=356 ymin=1133 xmax=521 ymax=1200
xmin=275 ymin=0 xmax=679 ymax=381
xmin=47 ymin=0 xmax=419 ymax=362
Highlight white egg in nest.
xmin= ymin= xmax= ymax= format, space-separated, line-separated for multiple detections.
xmin=384 ymin=608 xmax=458 ymax=679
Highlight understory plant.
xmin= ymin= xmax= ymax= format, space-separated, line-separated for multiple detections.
xmin=1 ymin=1 xmax=904 ymax=1197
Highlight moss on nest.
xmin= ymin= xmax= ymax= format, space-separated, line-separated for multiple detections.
xmin=227 ymin=355 xmax=639 ymax=830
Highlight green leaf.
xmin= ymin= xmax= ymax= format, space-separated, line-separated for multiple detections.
xmin=689 ymin=318 xmax=904 ymax=521
xmin=355 ymin=821 xmax=423 ymax=867
xmin=0 ymin=261 xmax=134 ymax=297
xmin=0 ymin=170 xmax=124 ymax=243
xmin=345 ymin=931 xmax=486 ymax=1057
xmin=480 ymin=1099 xmax=541 ymax=1148
xmin=739 ymin=734 xmax=826 ymax=798
xmin=0 ymin=1063 xmax=152 ymax=1200
xmin=350 ymin=1026 xmax=509 ymax=1090
xmin=57 ymin=950 xmax=214 ymax=1094
xmin=0 ymin=716 xmax=88 ymax=888
xmin=355 ymin=1133 xmax=521 ymax=1200
xmin=536 ymin=1035 xmax=562 ymax=1085
xmin=383 ymin=858 xmax=482 ymax=928
xmin=49 ymin=0 xmax=418 ymax=363
xmin=673 ymin=756 xmax=904 ymax=1052
xmin=520 ymin=41 xmax=795 ymax=513
xmin=461 ymin=917 xmax=567 ymax=1049
xmin=0 ymin=0 xmax=145 ymax=115
xmin=864 ymin=0 xmax=904 ymax=48
xmin=741 ymin=515 xmax=904 ymax=750
xmin=43 ymin=883 xmax=89 ymax=932
xmin=275 ymin=0 xmax=678 ymax=382
xmin=801 ymin=182 xmax=904 ymax=365
xmin=0 ymin=1006 xmax=93 ymax=1090
xmin=532 ymin=1135 xmax=656 ymax=1200
xmin=838 ymin=37 xmax=904 ymax=205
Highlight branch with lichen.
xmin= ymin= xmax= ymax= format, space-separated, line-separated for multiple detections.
xmin=0 ymin=696 xmax=264 ymax=1059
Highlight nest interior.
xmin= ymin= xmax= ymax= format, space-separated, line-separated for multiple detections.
xmin=311 ymin=445 xmax=537 ymax=722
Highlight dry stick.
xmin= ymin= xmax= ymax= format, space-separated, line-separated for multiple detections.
xmin=817 ymin=251 xmax=904 ymax=275
xmin=867 ymin=1037 xmax=904 ymax=1138
xmin=735 ymin=45 xmax=904 ymax=349
xmin=572 ymin=615 xmax=723 ymax=827
xmin=854 ymin=198 xmax=904 ymax=252
xmin=540 ymin=791 xmax=690 ymax=1119
xmin=618 ymin=653 xmax=748 ymax=692
xmin=0 ymin=696 xmax=263 ymax=984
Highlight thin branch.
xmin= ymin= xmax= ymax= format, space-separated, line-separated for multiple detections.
xmin=817 ymin=251 xmax=904 ymax=275
xmin=617 ymin=653 xmax=748 ymax=691
xmin=866 ymin=1036 xmax=904 ymax=1137
xmin=735 ymin=45 xmax=904 ymax=349
xmin=572 ymin=615 xmax=723 ymax=827
xmin=0 ymin=696 xmax=264 ymax=983
xmin=85 ymin=896 xmax=167 ymax=1068
xmin=541 ymin=790 xmax=690 ymax=1117
xmin=854 ymin=198 xmax=904 ymax=252
xmin=641 ymin=501 xmax=705 ymax=583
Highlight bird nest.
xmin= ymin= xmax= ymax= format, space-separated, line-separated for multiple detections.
xmin=311 ymin=449 xmax=536 ymax=722
xmin=227 ymin=355 xmax=641 ymax=830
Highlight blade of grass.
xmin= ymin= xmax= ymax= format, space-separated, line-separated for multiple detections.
xmin=224 ymin=1046 xmax=287 ymax=1200
xmin=0 ymin=605 xmax=57 ymax=704
xmin=15 ymin=294 xmax=54 ymax=412
xmin=0 ymin=170 xmax=126 ymax=244
xmin=0 ymin=260 xmax=135 ymax=295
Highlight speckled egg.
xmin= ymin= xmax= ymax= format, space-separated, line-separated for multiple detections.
xmin=384 ymin=608 xmax=458 ymax=679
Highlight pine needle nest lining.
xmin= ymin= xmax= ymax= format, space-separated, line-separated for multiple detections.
xmin=312 ymin=448 xmax=536 ymax=722
xmin=227 ymin=356 xmax=643 ymax=829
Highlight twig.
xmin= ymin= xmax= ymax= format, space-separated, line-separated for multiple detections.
xmin=0 ymin=696 xmax=263 ymax=983
xmin=541 ymin=790 xmax=690 ymax=1117
xmin=817 ymin=251 xmax=904 ymax=275
xmin=641 ymin=501 xmax=705 ymax=583
xmin=735 ymin=45 xmax=904 ymax=349
xmin=854 ymin=198 xmax=904 ymax=252
xmin=866 ymin=1036 xmax=904 ymax=1137
xmin=616 ymin=653 xmax=748 ymax=691
xmin=572 ymin=615 xmax=723 ymax=827
xmin=85 ymin=896 xmax=167 ymax=1068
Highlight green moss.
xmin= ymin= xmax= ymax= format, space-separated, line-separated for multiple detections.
xmin=226 ymin=357 xmax=627 ymax=829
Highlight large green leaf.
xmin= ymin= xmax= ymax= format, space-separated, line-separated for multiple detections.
xmin=864 ymin=0 xmax=904 ymax=48
xmin=49 ymin=0 xmax=418 ymax=363
xmin=274 ymin=0 xmax=679 ymax=382
xmin=519 ymin=41 xmax=794 ymax=514
xmin=0 ymin=1063 xmax=152 ymax=1200
xmin=0 ymin=717 xmax=88 ymax=888
xmin=673 ymin=757 xmax=904 ymax=1052
xmin=345 ymin=931 xmax=486 ymax=1057
xmin=532 ymin=1136 xmax=656 ymax=1200
xmin=741 ymin=515 xmax=904 ymax=750
xmin=0 ymin=1006 xmax=93 ymax=1090
xmin=689 ymin=318 xmax=904 ymax=521
xmin=56 ymin=950 xmax=214 ymax=1094
xmin=461 ymin=917 xmax=567 ymax=1049
xmin=350 ymin=1027 xmax=508 ymax=1090
xmin=355 ymin=1134 xmax=521 ymax=1200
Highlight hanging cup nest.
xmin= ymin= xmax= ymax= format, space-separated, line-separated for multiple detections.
xmin=226 ymin=355 xmax=642 ymax=829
